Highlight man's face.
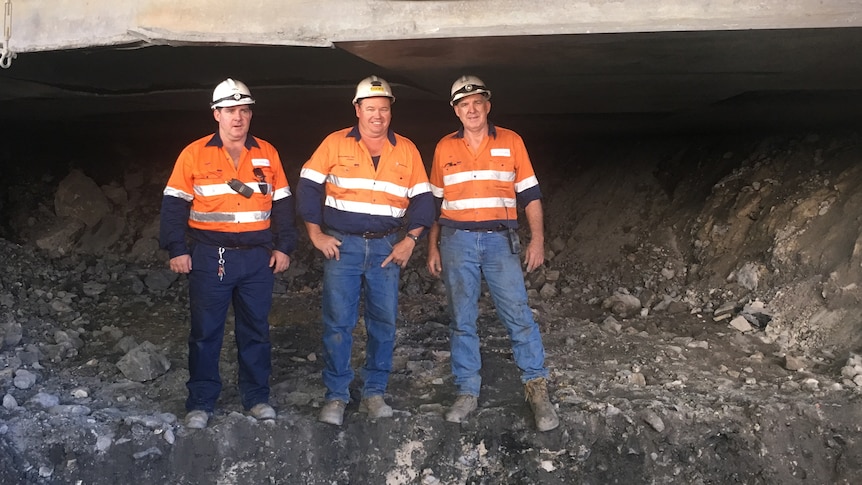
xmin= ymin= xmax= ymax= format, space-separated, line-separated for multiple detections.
xmin=453 ymin=94 xmax=491 ymax=132
xmin=354 ymin=97 xmax=392 ymax=138
xmin=213 ymin=105 xmax=253 ymax=142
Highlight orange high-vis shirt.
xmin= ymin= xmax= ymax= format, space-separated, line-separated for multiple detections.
xmin=163 ymin=134 xmax=291 ymax=233
xmin=300 ymin=128 xmax=429 ymax=222
xmin=430 ymin=125 xmax=539 ymax=225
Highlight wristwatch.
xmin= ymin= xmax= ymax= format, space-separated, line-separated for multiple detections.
xmin=405 ymin=233 xmax=420 ymax=243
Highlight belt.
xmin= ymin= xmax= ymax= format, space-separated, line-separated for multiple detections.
xmin=462 ymin=226 xmax=508 ymax=233
xmin=355 ymin=227 xmax=402 ymax=239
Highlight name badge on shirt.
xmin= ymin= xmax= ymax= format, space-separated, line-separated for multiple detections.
xmin=252 ymin=158 xmax=271 ymax=167
xmin=490 ymin=148 xmax=511 ymax=157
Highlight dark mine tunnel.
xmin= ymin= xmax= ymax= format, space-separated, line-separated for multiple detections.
xmin=2 ymin=28 xmax=862 ymax=484
xmin=2 ymin=28 xmax=862 ymax=188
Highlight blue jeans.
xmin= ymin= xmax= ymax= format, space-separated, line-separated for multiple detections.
xmin=439 ymin=226 xmax=548 ymax=396
xmin=321 ymin=231 xmax=400 ymax=403
xmin=187 ymin=244 xmax=274 ymax=412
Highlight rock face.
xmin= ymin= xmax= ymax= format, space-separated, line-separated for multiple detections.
xmin=54 ymin=169 xmax=112 ymax=228
xmin=1 ymin=130 xmax=862 ymax=483
xmin=116 ymin=341 xmax=171 ymax=382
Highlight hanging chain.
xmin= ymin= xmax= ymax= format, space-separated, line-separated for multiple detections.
xmin=1 ymin=0 xmax=14 ymax=69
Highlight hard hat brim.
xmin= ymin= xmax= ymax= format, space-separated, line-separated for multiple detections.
xmin=352 ymin=95 xmax=396 ymax=105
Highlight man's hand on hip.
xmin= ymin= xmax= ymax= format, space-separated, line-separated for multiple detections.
xmin=310 ymin=232 xmax=342 ymax=261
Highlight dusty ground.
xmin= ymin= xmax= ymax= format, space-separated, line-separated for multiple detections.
xmin=2 ymin=129 xmax=862 ymax=484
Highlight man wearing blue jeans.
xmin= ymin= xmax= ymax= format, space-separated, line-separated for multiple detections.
xmin=297 ymin=76 xmax=433 ymax=426
xmin=427 ymin=75 xmax=559 ymax=432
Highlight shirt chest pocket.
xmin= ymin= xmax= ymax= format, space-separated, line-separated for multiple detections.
xmin=333 ymin=156 xmax=361 ymax=176
xmin=387 ymin=160 xmax=411 ymax=179
xmin=490 ymin=155 xmax=515 ymax=175
xmin=193 ymin=169 xmax=225 ymax=182
xmin=489 ymin=156 xmax=516 ymax=193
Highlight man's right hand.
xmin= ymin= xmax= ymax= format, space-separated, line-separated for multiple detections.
xmin=169 ymin=254 xmax=192 ymax=274
xmin=427 ymin=248 xmax=442 ymax=277
xmin=426 ymin=222 xmax=443 ymax=277
xmin=310 ymin=232 xmax=342 ymax=260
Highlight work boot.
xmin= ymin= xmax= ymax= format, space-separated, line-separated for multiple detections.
xmin=359 ymin=395 xmax=394 ymax=419
xmin=249 ymin=403 xmax=276 ymax=420
xmin=184 ymin=410 xmax=210 ymax=429
xmin=525 ymin=377 xmax=559 ymax=432
xmin=445 ymin=395 xmax=478 ymax=423
xmin=318 ymin=400 xmax=347 ymax=426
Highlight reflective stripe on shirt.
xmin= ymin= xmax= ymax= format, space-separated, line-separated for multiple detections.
xmin=442 ymin=197 xmax=516 ymax=212
xmin=324 ymin=196 xmax=407 ymax=218
xmin=164 ymin=186 xmax=193 ymax=202
xmin=190 ymin=210 xmax=271 ymax=223
xmin=443 ymin=169 xmax=516 ymax=186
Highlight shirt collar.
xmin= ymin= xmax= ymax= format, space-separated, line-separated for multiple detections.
xmin=453 ymin=122 xmax=497 ymax=139
xmin=205 ymin=131 xmax=260 ymax=149
xmin=346 ymin=125 xmax=398 ymax=146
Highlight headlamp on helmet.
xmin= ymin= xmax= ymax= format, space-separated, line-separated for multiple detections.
xmin=450 ymin=75 xmax=491 ymax=106
xmin=352 ymin=75 xmax=395 ymax=105
xmin=211 ymin=78 xmax=256 ymax=110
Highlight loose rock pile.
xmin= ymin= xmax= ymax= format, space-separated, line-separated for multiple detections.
xmin=1 ymin=130 xmax=862 ymax=483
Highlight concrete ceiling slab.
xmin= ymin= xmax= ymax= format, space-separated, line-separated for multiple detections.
xmin=0 ymin=27 xmax=861 ymax=135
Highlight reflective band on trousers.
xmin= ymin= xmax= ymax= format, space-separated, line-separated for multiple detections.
xmin=190 ymin=210 xmax=271 ymax=223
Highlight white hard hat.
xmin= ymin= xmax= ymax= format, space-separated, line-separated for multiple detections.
xmin=211 ymin=78 xmax=255 ymax=109
xmin=450 ymin=75 xmax=491 ymax=106
xmin=352 ymin=75 xmax=395 ymax=105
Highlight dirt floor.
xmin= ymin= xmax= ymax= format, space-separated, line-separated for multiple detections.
xmin=2 ymin=129 xmax=862 ymax=484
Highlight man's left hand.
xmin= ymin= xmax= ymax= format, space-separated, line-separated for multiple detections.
xmin=270 ymin=250 xmax=291 ymax=273
xmin=382 ymin=238 xmax=416 ymax=268
xmin=524 ymin=240 xmax=544 ymax=273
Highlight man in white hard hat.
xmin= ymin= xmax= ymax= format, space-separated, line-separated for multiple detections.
xmin=160 ymin=78 xmax=297 ymax=429
xmin=297 ymin=75 xmax=433 ymax=426
xmin=426 ymin=75 xmax=559 ymax=432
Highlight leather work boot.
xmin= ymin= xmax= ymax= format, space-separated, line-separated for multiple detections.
xmin=359 ymin=395 xmax=394 ymax=419
xmin=249 ymin=403 xmax=276 ymax=420
xmin=525 ymin=377 xmax=559 ymax=432
xmin=445 ymin=395 xmax=478 ymax=423
xmin=184 ymin=410 xmax=210 ymax=429
xmin=318 ymin=400 xmax=347 ymax=426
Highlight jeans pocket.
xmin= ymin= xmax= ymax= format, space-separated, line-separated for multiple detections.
xmin=440 ymin=225 xmax=456 ymax=240
xmin=383 ymin=232 xmax=398 ymax=250
xmin=324 ymin=228 xmax=344 ymax=243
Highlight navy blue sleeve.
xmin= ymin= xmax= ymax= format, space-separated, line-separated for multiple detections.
xmin=296 ymin=177 xmax=325 ymax=225
xmin=271 ymin=195 xmax=298 ymax=254
xmin=406 ymin=191 xmax=435 ymax=233
xmin=432 ymin=195 xmax=443 ymax=221
xmin=159 ymin=195 xmax=191 ymax=258
xmin=516 ymin=185 xmax=543 ymax=209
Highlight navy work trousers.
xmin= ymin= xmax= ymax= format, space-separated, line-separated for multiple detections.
xmin=186 ymin=244 xmax=274 ymax=412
